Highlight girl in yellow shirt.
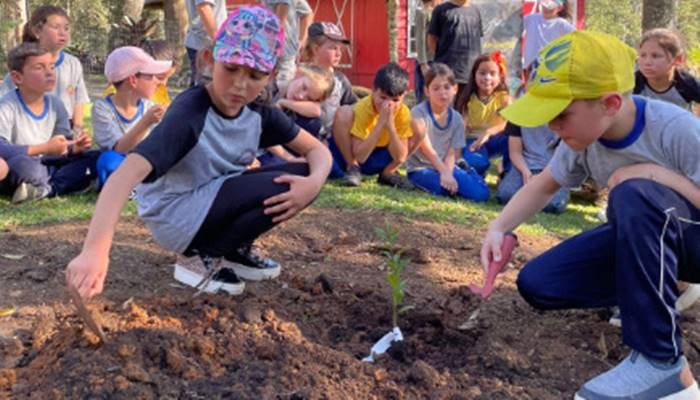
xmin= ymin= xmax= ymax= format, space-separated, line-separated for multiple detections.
xmin=457 ymin=51 xmax=511 ymax=176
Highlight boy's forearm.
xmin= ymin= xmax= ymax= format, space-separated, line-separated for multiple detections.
xmin=443 ymin=149 xmax=456 ymax=172
xmin=385 ymin=127 xmax=407 ymax=163
xmin=27 ymin=143 xmax=48 ymax=156
xmin=648 ymin=165 xmax=700 ymax=208
xmin=304 ymin=144 xmax=332 ymax=183
xmin=354 ymin=123 xmax=384 ymax=162
xmin=490 ymin=168 xmax=561 ymax=232
xmin=298 ymin=12 xmax=313 ymax=45
xmin=508 ymin=137 xmax=529 ymax=175
xmin=113 ymin=118 xmax=152 ymax=153
xmin=72 ymin=104 xmax=85 ymax=127
xmin=279 ymin=99 xmax=322 ymax=118
xmin=427 ymin=34 xmax=437 ymax=55
xmin=81 ymin=154 xmax=152 ymax=257
xmin=197 ymin=3 xmax=218 ymax=41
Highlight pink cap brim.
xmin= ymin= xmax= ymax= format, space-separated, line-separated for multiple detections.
xmin=140 ymin=60 xmax=173 ymax=75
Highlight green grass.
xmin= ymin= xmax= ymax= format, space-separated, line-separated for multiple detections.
xmin=317 ymin=180 xmax=600 ymax=238
xmin=0 ymin=176 xmax=601 ymax=238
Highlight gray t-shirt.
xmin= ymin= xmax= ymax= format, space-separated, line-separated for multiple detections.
xmin=184 ymin=0 xmax=229 ymax=50
xmin=639 ymin=85 xmax=691 ymax=111
xmin=0 ymin=90 xmax=71 ymax=149
xmin=405 ymin=101 xmax=465 ymax=172
xmin=523 ymin=14 xmax=574 ymax=69
xmin=92 ymin=96 xmax=156 ymax=150
xmin=320 ymin=71 xmax=357 ymax=138
xmin=508 ymin=124 xmax=559 ymax=170
xmin=132 ymin=86 xmax=299 ymax=253
xmin=1 ymin=51 xmax=89 ymax=118
xmin=262 ymin=0 xmax=312 ymax=60
xmin=549 ymin=97 xmax=700 ymax=189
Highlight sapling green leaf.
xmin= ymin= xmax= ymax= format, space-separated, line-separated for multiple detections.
xmin=376 ymin=224 xmax=410 ymax=328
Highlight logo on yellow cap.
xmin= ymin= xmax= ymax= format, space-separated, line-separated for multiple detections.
xmin=530 ymin=40 xmax=571 ymax=86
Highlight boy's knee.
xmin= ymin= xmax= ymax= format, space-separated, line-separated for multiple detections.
xmin=516 ymin=263 xmax=550 ymax=310
xmin=332 ymin=106 xmax=354 ymax=133
xmin=608 ymin=179 xmax=666 ymax=220
xmin=9 ymin=156 xmax=49 ymax=184
xmin=0 ymin=158 xmax=8 ymax=181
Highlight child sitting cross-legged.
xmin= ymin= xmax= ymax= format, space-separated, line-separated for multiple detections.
xmin=256 ymin=64 xmax=334 ymax=166
xmin=330 ymin=62 xmax=418 ymax=189
xmin=66 ymin=6 xmax=332 ymax=298
xmin=405 ymin=62 xmax=489 ymax=202
xmin=495 ymin=121 xmax=569 ymax=214
xmin=92 ymin=46 xmax=172 ymax=187
xmin=457 ymin=51 xmax=512 ymax=177
xmin=0 ymin=42 xmax=98 ymax=203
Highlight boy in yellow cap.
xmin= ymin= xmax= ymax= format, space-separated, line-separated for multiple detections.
xmin=480 ymin=31 xmax=700 ymax=399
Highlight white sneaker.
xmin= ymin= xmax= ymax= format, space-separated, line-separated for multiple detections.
xmin=11 ymin=182 xmax=49 ymax=204
xmin=173 ymin=255 xmax=245 ymax=295
xmin=676 ymin=284 xmax=700 ymax=312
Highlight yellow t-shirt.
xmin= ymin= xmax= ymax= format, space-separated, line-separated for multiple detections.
xmin=350 ymin=95 xmax=413 ymax=147
xmin=101 ymin=84 xmax=171 ymax=106
xmin=464 ymin=91 xmax=510 ymax=138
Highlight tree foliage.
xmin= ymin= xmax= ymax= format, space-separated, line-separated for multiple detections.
xmin=586 ymin=0 xmax=699 ymax=68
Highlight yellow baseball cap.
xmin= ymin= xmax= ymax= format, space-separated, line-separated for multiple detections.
xmin=501 ymin=31 xmax=637 ymax=127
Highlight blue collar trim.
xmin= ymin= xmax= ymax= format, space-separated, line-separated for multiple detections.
xmin=597 ymin=96 xmax=646 ymax=150
xmin=55 ymin=51 xmax=65 ymax=68
xmin=15 ymin=89 xmax=48 ymax=120
xmin=106 ymin=95 xmax=144 ymax=124
xmin=425 ymin=101 xmax=453 ymax=131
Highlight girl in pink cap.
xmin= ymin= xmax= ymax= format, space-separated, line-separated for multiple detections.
xmin=66 ymin=6 xmax=332 ymax=298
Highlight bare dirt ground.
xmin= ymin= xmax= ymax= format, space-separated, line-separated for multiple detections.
xmin=1 ymin=207 xmax=699 ymax=399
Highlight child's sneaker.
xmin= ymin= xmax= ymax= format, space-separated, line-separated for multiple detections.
xmin=456 ymin=159 xmax=469 ymax=170
xmin=223 ymin=243 xmax=281 ymax=281
xmin=676 ymin=284 xmax=700 ymax=312
xmin=11 ymin=182 xmax=50 ymax=204
xmin=608 ymin=307 xmax=621 ymax=328
xmin=377 ymin=172 xmax=415 ymax=190
xmin=343 ymin=165 xmax=362 ymax=187
xmin=173 ymin=255 xmax=245 ymax=295
xmin=575 ymin=351 xmax=699 ymax=400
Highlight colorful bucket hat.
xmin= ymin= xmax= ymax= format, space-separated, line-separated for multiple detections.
xmin=213 ymin=6 xmax=285 ymax=74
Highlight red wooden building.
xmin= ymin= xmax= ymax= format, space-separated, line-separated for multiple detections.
xmin=228 ymin=0 xmax=586 ymax=88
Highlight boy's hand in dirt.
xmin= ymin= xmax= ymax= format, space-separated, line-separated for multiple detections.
xmin=66 ymin=251 xmax=109 ymax=299
xmin=263 ymin=175 xmax=321 ymax=223
xmin=480 ymin=229 xmax=505 ymax=274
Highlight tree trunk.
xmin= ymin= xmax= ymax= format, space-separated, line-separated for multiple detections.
xmin=123 ymin=0 xmax=146 ymax=21
xmin=4 ymin=0 xmax=27 ymax=48
xmin=163 ymin=0 xmax=187 ymax=52
xmin=642 ymin=0 xmax=676 ymax=31
xmin=386 ymin=0 xmax=399 ymax=63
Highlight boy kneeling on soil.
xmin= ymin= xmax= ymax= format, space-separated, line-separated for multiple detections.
xmin=0 ymin=42 xmax=98 ymax=204
xmin=66 ymin=6 xmax=332 ymax=297
xmin=329 ymin=63 xmax=420 ymax=189
xmin=480 ymin=31 xmax=700 ymax=399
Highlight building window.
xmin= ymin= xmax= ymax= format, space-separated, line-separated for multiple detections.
xmin=407 ymin=0 xmax=418 ymax=58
